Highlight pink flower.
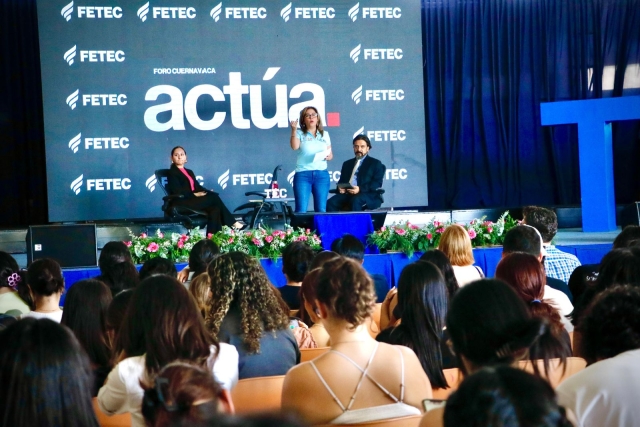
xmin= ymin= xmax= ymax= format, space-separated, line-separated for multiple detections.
xmin=177 ymin=240 xmax=184 ymax=248
xmin=468 ymin=229 xmax=477 ymax=239
xmin=380 ymin=226 xmax=387 ymax=232
xmin=306 ymin=229 xmax=311 ymax=234
xmin=207 ymin=233 xmax=213 ymax=238
xmin=287 ymin=230 xmax=293 ymax=235
xmin=124 ymin=241 xmax=132 ymax=247
xmin=487 ymin=227 xmax=493 ymax=233
xmin=265 ymin=235 xmax=274 ymax=243
xmin=433 ymin=221 xmax=441 ymax=228
xmin=252 ymin=238 xmax=263 ymax=246
xmin=470 ymin=220 xmax=476 ymax=225
xmin=395 ymin=228 xmax=406 ymax=236
xmin=297 ymin=235 xmax=308 ymax=242
xmin=158 ymin=232 xmax=164 ymax=238
xmin=411 ymin=224 xmax=419 ymax=230
xmin=228 ymin=237 xmax=234 ymax=243
xmin=436 ymin=227 xmax=445 ymax=234
xmin=147 ymin=242 xmax=159 ymax=252
xmin=427 ymin=233 xmax=433 ymax=240
xmin=141 ymin=233 xmax=147 ymax=238
xmin=180 ymin=234 xmax=188 ymax=242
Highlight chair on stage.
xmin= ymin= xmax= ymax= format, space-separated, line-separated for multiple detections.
xmin=300 ymin=347 xmax=331 ymax=362
xmin=230 ymin=375 xmax=285 ymax=414
xmin=154 ymin=169 xmax=208 ymax=230
xmin=327 ymin=188 xmax=386 ymax=211
xmin=93 ymin=398 xmax=131 ymax=427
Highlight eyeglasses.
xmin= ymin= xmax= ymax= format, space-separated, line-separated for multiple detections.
xmin=304 ymin=113 xmax=318 ymax=118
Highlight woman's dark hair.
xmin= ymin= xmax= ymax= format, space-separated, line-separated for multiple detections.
xmin=299 ymin=252 xmax=340 ymax=325
xmin=188 ymin=239 xmax=220 ymax=278
xmin=612 ymin=225 xmax=640 ymax=249
xmin=139 ymin=257 xmax=178 ymax=280
xmin=98 ymin=241 xmax=139 ymax=294
xmin=115 ymin=275 xmax=216 ymax=376
xmin=206 ymin=252 xmax=289 ymax=354
xmin=383 ymin=261 xmax=449 ymax=389
xmin=61 ymin=279 xmax=113 ymax=370
xmin=142 ymin=361 xmax=223 ymax=427
xmin=0 ymin=251 xmax=30 ymax=308
xmin=282 ymin=241 xmax=316 ymax=283
xmin=419 ymin=249 xmax=460 ymax=299
xmin=106 ymin=289 xmax=134 ymax=337
xmin=447 ymin=279 xmax=547 ymax=375
xmin=0 ymin=318 xmax=99 ymax=427
xmin=330 ymin=234 xmax=365 ymax=262
xmin=577 ymin=285 xmax=640 ymax=365
xmin=310 ymin=250 xmax=340 ymax=270
xmin=171 ymin=145 xmax=186 ymax=156
xmin=27 ymin=258 xmax=65 ymax=297
xmin=444 ymin=366 xmax=572 ymax=427
xmin=315 ymin=257 xmax=376 ymax=327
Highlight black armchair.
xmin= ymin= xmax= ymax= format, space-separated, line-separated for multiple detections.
xmin=328 ymin=188 xmax=386 ymax=211
xmin=154 ymin=169 xmax=209 ymax=230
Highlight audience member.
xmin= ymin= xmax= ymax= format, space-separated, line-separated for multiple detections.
xmin=443 ymin=366 xmax=573 ymax=427
xmin=98 ymin=275 xmax=238 ymax=427
xmin=282 ymin=257 xmax=431 ymax=425
xmin=376 ymin=261 xmax=451 ymax=388
xmin=139 ymin=257 xmax=178 ymax=280
xmin=279 ymin=241 xmax=316 ymax=310
xmin=523 ymin=206 xmax=581 ymax=284
xmin=438 ymin=224 xmax=483 ymax=286
xmin=557 ymin=286 xmax=640 ymax=427
xmin=141 ymin=361 xmax=234 ymax=427
xmin=300 ymin=269 xmax=331 ymax=347
xmin=61 ymin=278 xmax=113 ymax=396
xmin=0 ymin=318 xmax=99 ymax=427
xmin=177 ymin=239 xmax=220 ymax=287
xmin=502 ymin=225 xmax=574 ymax=313
xmin=0 ymin=251 xmax=29 ymax=314
xmin=22 ymin=258 xmax=65 ymax=322
xmin=495 ymin=253 xmax=572 ymax=370
xmin=106 ymin=288 xmax=134 ymax=342
xmin=97 ymin=241 xmax=140 ymax=294
xmin=420 ymin=279 xmax=549 ymax=427
xmin=205 ymin=252 xmax=299 ymax=379
xmin=331 ymin=234 xmax=389 ymax=302
xmin=189 ymin=272 xmax=211 ymax=318
xmin=419 ymin=249 xmax=460 ymax=299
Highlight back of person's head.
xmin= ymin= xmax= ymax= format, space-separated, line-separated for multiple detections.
xmin=189 ymin=239 xmax=220 ymax=278
xmin=419 ymin=249 xmax=460 ymax=299
xmin=444 ymin=366 xmax=572 ymax=427
xmin=61 ymin=279 xmax=113 ymax=369
xmin=595 ymin=247 xmax=640 ymax=291
xmin=316 ymin=257 xmax=375 ymax=327
xmin=26 ymin=258 xmax=65 ymax=297
xmin=447 ymin=279 xmax=547 ymax=373
xmin=282 ymin=241 xmax=316 ymax=283
xmin=142 ymin=361 xmax=230 ymax=427
xmin=310 ymin=250 xmax=340 ymax=270
xmin=394 ymin=261 xmax=449 ymax=388
xmin=190 ymin=273 xmax=211 ymax=318
xmin=106 ymin=288 xmax=134 ymax=338
xmin=0 ymin=251 xmax=22 ymax=290
xmin=300 ymin=268 xmax=322 ymax=317
xmin=98 ymin=241 xmax=139 ymax=294
xmin=139 ymin=257 xmax=178 ymax=280
xmin=206 ymin=252 xmax=288 ymax=354
xmin=523 ymin=206 xmax=558 ymax=243
xmin=299 ymin=251 xmax=340 ymax=325
xmin=612 ymin=225 xmax=640 ymax=249
xmin=0 ymin=318 xmax=98 ymax=427
xmin=438 ymin=224 xmax=474 ymax=267
xmin=330 ymin=234 xmax=365 ymax=262
xmin=578 ymin=285 xmax=640 ymax=365
xmin=116 ymin=275 xmax=215 ymax=375
xmin=502 ymin=225 xmax=543 ymax=256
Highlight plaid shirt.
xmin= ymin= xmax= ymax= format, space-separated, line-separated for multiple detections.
xmin=544 ymin=245 xmax=582 ymax=284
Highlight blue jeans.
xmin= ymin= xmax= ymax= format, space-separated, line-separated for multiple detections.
xmin=293 ymin=170 xmax=330 ymax=213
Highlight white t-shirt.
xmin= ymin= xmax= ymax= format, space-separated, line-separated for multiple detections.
xmin=21 ymin=310 xmax=63 ymax=323
xmin=98 ymin=343 xmax=239 ymax=427
xmin=557 ymin=349 xmax=640 ymax=427
xmin=543 ymin=285 xmax=573 ymax=317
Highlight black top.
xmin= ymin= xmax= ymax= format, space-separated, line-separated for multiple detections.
xmin=279 ymin=285 xmax=301 ymax=310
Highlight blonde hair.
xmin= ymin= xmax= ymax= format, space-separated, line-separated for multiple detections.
xmin=439 ymin=224 xmax=475 ymax=267
xmin=189 ymin=273 xmax=211 ymax=318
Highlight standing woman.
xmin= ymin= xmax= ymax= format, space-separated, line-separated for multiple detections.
xmin=167 ymin=146 xmax=242 ymax=234
xmin=290 ymin=106 xmax=333 ymax=213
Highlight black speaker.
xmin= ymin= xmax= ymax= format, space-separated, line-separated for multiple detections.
xmin=619 ymin=202 xmax=640 ymax=228
xmin=26 ymin=224 xmax=98 ymax=268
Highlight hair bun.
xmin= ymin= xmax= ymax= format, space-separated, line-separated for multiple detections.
xmin=494 ymin=318 xmax=548 ymax=361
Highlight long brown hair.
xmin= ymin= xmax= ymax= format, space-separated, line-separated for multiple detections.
xmin=298 ymin=106 xmax=324 ymax=137
xmin=205 ymin=252 xmax=289 ymax=353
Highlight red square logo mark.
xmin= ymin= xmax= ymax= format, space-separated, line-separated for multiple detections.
xmin=326 ymin=112 xmax=340 ymax=127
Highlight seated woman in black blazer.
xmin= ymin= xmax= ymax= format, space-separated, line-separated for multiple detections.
xmin=167 ymin=146 xmax=242 ymax=234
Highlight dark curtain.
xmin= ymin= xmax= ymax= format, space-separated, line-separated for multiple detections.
xmin=423 ymin=0 xmax=640 ymax=209
xmin=1 ymin=1 xmax=640 ymax=226
xmin=0 ymin=0 xmax=47 ymax=226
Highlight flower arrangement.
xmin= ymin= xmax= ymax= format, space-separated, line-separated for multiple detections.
xmin=127 ymin=225 xmax=322 ymax=263
xmin=126 ymin=228 xmax=204 ymax=264
xmin=367 ymin=211 xmax=518 ymax=256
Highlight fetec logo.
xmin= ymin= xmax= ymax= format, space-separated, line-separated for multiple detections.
xmin=353 ymin=126 xmax=365 ymax=139
xmin=287 ymin=171 xmax=295 ymax=185
xmin=348 ymin=3 xmax=359 ymax=21
xmin=137 ymin=2 xmax=150 ymax=21
xmin=146 ymin=174 xmax=157 ymax=192
xmin=64 ymin=45 xmax=77 ymax=65
xmin=210 ymin=2 xmax=222 ymax=21
xmin=351 ymin=85 xmax=363 ymax=104
xmin=68 ymin=133 xmax=82 ymax=153
xmin=280 ymin=2 xmax=292 ymax=22
xmin=218 ymin=169 xmax=230 ymax=189
xmin=70 ymin=175 xmax=83 ymax=195
xmin=61 ymin=1 xmax=74 ymax=21
xmin=67 ymin=89 xmax=79 ymax=110
xmin=350 ymin=44 xmax=361 ymax=63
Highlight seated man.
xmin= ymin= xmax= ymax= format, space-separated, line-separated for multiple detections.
xmin=326 ymin=135 xmax=386 ymax=212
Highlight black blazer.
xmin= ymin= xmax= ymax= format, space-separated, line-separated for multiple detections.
xmin=337 ymin=155 xmax=386 ymax=195
xmin=166 ymin=164 xmax=208 ymax=199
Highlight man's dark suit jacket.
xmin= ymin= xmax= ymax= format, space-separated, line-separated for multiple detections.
xmin=333 ymin=155 xmax=386 ymax=209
